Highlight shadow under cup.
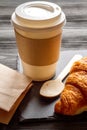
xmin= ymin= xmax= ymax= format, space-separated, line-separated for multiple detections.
xmin=11 ymin=1 xmax=66 ymax=81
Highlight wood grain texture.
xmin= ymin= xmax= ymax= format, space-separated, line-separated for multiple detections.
xmin=0 ymin=0 xmax=87 ymax=129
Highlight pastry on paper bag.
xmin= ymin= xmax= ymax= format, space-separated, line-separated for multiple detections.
xmin=0 ymin=64 xmax=32 ymax=124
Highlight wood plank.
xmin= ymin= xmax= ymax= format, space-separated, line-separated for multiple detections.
xmin=1 ymin=21 xmax=87 ymax=31
xmin=0 ymin=30 xmax=15 ymax=41
xmin=0 ymin=28 xmax=87 ymax=48
xmin=0 ymin=54 xmax=17 ymax=70
xmin=0 ymin=0 xmax=87 ymax=22
xmin=6 ymin=121 xmax=87 ymax=130
xmin=62 ymin=28 xmax=87 ymax=49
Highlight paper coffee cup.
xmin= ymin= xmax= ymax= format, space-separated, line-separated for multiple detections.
xmin=11 ymin=1 xmax=66 ymax=81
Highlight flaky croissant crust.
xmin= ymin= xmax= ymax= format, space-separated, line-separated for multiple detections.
xmin=55 ymin=57 xmax=87 ymax=115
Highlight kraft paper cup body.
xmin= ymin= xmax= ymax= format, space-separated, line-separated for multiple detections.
xmin=11 ymin=1 xmax=66 ymax=81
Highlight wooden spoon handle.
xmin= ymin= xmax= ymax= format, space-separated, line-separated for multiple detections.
xmin=56 ymin=54 xmax=83 ymax=81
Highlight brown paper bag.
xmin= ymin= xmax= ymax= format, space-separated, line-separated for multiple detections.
xmin=0 ymin=64 xmax=32 ymax=124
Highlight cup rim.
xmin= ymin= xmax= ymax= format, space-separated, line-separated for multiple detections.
xmin=12 ymin=1 xmax=66 ymax=29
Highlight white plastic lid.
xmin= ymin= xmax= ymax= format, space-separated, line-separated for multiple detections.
xmin=12 ymin=1 xmax=66 ymax=29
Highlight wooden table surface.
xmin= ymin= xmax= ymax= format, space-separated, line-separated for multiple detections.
xmin=0 ymin=0 xmax=87 ymax=129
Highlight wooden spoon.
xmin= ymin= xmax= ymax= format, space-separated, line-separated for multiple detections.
xmin=40 ymin=54 xmax=82 ymax=98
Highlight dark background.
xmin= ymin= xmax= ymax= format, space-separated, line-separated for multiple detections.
xmin=0 ymin=0 xmax=87 ymax=129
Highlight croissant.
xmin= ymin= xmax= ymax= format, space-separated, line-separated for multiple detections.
xmin=54 ymin=57 xmax=87 ymax=115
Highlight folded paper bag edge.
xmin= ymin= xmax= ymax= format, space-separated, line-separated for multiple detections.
xmin=0 ymin=87 xmax=24 ymax=111
xmin=0 ymin=83 xmax=33 ymax=124
xmin=0 ymin=63 xmax=32 ymax=111
xmin=9 ymin=82 xmax=33 ymax=112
